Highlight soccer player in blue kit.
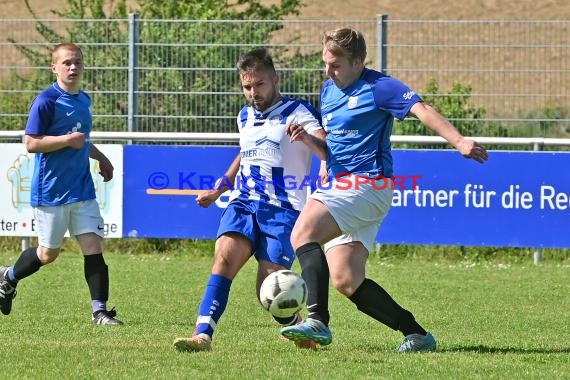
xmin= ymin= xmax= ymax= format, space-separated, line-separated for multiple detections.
xmin=173 ymin=47 xmax=326 ymax=352
xmin=281 ymin=28 xmax=488 ymax=351
xmin=0 ymin=43 xmax=123 ymax=325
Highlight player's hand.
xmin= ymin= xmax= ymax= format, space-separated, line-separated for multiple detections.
xmin=196 ymin=190 xmax=222 ymax=208
xmin=98 ymin=157 xmax=114 ymax=182
xmin=66 ymin=132 xmax=86 ymax=149
xmin=318 ymin=167 xmax=329 ymax=185
xmin=458 ymin=138 xmax=489 ymax=163
xmin=285 ymin=123 xmax=308 ymax=143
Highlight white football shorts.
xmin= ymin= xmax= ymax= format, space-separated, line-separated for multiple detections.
xmin=34 ymin=199 xmax=105 ymax=249
xmin=311 ymin=175 xmax=393 ymax=253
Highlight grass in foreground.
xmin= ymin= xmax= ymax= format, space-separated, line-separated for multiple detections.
xmin=0 ymin=249 xmax=568 ymax=379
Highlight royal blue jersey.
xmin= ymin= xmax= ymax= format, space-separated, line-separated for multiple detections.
xmin=321 ymin=68 xmax=423 ymax=178
xmin=25 ymin=82 xmax=96 ymax=207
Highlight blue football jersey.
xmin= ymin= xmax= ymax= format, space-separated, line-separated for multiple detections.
xmin=25 ymin=82 xmax=96 ymax=207
xmin=320 ymin=68 xmax=423 ymax=178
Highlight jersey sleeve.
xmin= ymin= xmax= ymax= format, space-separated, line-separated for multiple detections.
xmin=25 ymin=94 xmax=55 ymax=135
xmin=296 ymin=100 xmax=322 ymax=135
xmin=236 ymin=105 xmax=249 ymax=132
xmin=371 ymin=76 xmax=423 ymax=121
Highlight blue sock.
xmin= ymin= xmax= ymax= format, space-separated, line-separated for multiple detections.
xmin=194 ymin=274 xmax=232 ymax=339
xmin=7 ymin=267 xmax=19 ymax=285
xmin=92 ymin=300 xmax=106 ymax=313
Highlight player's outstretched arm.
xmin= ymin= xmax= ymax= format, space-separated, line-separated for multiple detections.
xmin=196 ymin=153 xmax=241 ymax=208
xmin=410 ymin=102 xmax=489 ymax=163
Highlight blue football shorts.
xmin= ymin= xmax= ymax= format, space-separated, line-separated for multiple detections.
xmin=217 ymin=198 xmax=300 ymax=268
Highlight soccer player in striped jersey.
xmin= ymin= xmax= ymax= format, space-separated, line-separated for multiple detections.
xmin=281 ymin=28 xmax=488 ymax=352
xmin=174 ymin=47 xmax=326 ymax=352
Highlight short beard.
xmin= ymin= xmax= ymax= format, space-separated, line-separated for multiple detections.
xmin=251 ymin=88 xmax=279 ymax=112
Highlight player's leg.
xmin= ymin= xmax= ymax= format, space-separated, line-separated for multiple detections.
xmin=283 ymin=176 xmax=395 ymax=345
xmin=0 ymin=205 xmax=66 ymax=315
xmin=256 ymin=260 xmax=300 ymax=327
xmin=290 ymin=198 xmax=339 ymax=324
xmin=256 ymin=206 xmax=317 ymax=349
xmin=72 ymin=200 xmax=122 ymax=325
xmin=280 ymin=197 xmax=338 ymax=345
xmin=173 ymin=232 xmax=252 ymax=351
xmin=254 ymin=204 xmax=302 ymax=313
xmin=326 ymin=229 xmax=435 ymax=352
xmin=327 ymin=238 xmax=421 ymax=331
xmin=174 ymin=200 xmax=255 ymax=352
xmin=201 ymin=232 xmax=253 ymax=333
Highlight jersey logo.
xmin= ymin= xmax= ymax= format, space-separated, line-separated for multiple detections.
xmin=348 ymin=96 xmax=358 ymax=109
xmin=71 ymin=122 xmax=82 ymax=132
xmin=255 ymin=136 xmax=280 ymax=149
xmin=403 ymin=91 xmax=416 ymax=100
xmin=66 ymin=110 xmax=76 ymax=116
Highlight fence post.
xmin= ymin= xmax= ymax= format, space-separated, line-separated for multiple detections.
xmin=533 ymin=141 xmax=543 ymax=265
xmin=376 ymin=14 xmax=388 ymax=73
xmin=127 ymin=13 xmax=140 ymax=140
xmin=21 ymin=237 xmax=30 ymax=251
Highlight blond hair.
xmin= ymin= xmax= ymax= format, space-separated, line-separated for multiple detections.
xmin=52 ymin=43 xmax=83 ymax=63
xmin=323 ymin=28 xmax=367 ymax=63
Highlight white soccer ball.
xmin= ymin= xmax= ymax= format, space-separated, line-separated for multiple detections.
xmin=259 ymin=270 xmax=307 ymax=318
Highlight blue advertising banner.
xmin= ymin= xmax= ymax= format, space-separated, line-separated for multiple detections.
xmin=383 ymin=150 xmax=570 ymax=247
xmin=123 ymin=145 xmax=239 ymax=238
xmin=123 ymin=146 xmax=570 ymax=248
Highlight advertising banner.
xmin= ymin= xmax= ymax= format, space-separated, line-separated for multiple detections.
xmin=0 ymin=143 xmax=123 ymax=238
xmin=123 ymin=146 xmax=570 ymax=248
xmin=383 ymin=150 xmax=570 ymax=247
xmin=123 ymin=145 xmax=240 ymax=238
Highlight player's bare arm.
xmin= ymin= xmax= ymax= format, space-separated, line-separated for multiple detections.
xmin=318 ymin=160 xmax=329 ymax=185
xmin=25 ymin=132 xmax=86 ymax=153
xmin=90 ymin=144 xmax=114 ymax=182
xmin=286 ymin=124 xmax=327 ymax=160
xmin=196 ymin=153 xmax=241 ymax=208
xmin=410 ymin=102 xmax=489 ymax=163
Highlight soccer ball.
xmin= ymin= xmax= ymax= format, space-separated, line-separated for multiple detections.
xmin=259 ymin=270 xmax=307 ymax=318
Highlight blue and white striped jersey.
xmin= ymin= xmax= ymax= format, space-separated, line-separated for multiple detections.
xmin=231 ymin=97 xmax=322 ymax=211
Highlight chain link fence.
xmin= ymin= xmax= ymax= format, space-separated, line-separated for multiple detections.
xmin=0 ymin=17 xmax=568 ymax=139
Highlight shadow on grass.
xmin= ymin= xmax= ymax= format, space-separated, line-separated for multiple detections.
xmin=441 ymin=345 xmax=570 ymax=354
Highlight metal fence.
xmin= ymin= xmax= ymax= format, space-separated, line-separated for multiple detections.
xmin=0 ymin=16 xmax=568 ymax=138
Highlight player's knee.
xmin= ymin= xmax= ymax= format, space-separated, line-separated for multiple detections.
xmin=290 ymin=224 xmax=308 ymax=250
xmin=77 ymin=232 xmax=104 ymax=255
xmin=330 ymin=272 xmax=358 ymax=297
xmin=211 ymin=252 xmax=242 ymax=279
xmin=37 ymin=247 xmax=60 ymax=264
xmin=213 ymin=253 xmax=232 ymax=270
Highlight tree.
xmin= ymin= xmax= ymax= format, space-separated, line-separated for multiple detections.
xmin=2 ymin=0 xmax=320 ymax=134
xmin=3 ymin=0 xmax=130 ymax=131
xmin=396 ymin=77 xmax=498 ymax=149
xmin=133 ymin=0 xmax=308 ymax=133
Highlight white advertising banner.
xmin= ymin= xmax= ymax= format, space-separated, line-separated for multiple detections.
xmin=0 ymin=143 xmax=123 ymax=238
